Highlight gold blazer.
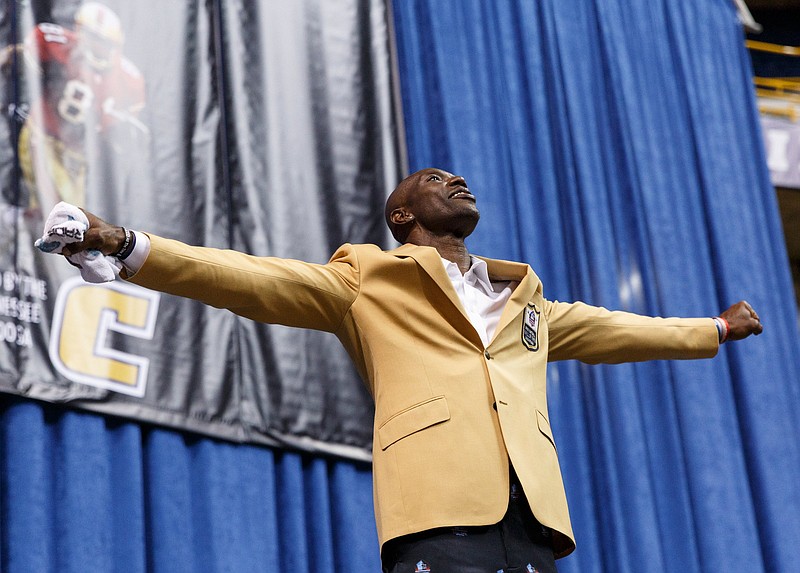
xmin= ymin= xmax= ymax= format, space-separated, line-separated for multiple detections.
xmin=127 ymin=235 xmax=719 ymax=558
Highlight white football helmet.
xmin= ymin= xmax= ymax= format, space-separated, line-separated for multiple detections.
xmin=74 ymin=2 xmax=124 ymax=70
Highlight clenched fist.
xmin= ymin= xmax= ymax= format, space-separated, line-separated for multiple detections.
xmin=719 ymin=301 xmax=763 ymax=341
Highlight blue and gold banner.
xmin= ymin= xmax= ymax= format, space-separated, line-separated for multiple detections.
xmin=0 ymin=0 xmax=403 ymax=460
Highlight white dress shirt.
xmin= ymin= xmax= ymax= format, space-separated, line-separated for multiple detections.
xmin=441 ymin=256 xmax=517 ymax=347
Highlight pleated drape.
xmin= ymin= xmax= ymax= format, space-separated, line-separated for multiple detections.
xmin=2 ymin=1 xmax=800 ymax=572
xmin=0 ymin=397 xmax=379 ymax=572
xmin=392 ymin=0 xmax=800 ymax=571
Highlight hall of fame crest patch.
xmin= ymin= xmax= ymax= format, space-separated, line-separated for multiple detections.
xmin=521 ymin=303 xmax=540 ymax=351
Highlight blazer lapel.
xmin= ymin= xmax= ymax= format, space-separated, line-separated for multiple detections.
xmin=389 ymin=243 xmax=483 ymax=348
xmin=388 ymin=245 xmax=542 ymax=348
xmin=478 ymin=256 xmax=542 ymax=343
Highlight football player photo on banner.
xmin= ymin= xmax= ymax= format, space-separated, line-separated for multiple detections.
xmin=1 ymin=0 xmax=156 ymax=405
xmin=0 ymin=0 xmax=402 ymax=460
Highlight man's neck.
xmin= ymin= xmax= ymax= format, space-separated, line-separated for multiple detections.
xmin=406 ymin=233 xmax=471 ymax=274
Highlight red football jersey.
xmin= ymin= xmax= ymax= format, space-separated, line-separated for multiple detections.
xmin=24 ymin=22 xmax=145 ymax=147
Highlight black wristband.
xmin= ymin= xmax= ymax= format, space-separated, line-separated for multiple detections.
xmin=112 ymin=227 xmax=136 ymax=260
xmin=119 ymin=229 xmax=137 ymax=260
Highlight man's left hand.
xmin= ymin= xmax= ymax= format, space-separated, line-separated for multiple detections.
xmin=719 ymin=301 xmax=763 ymax=341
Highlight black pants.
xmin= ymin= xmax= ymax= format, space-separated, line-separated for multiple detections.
xmin=381 ymin=469 xmax=557 ymax=573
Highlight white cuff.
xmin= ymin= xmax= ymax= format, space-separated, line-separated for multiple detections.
xmin=121 ymin=230 xmax=150 ymax=275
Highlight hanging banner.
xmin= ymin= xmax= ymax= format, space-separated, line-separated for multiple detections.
xmin=0 ymin=0 xmax=403 ymax=460
xmin=761 ymin=113 xmax=800 ymax=189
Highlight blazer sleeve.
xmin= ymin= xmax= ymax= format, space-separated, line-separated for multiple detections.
xmin=124 ymin=234 xmax=360 ymax=332
xmin=544 ymin=300 xmax=719 ymax=364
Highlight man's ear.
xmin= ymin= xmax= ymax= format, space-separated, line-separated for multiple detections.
xmin=390 ymin=208 xmax=414 ymax=225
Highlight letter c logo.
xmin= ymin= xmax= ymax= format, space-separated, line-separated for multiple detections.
xmin=50 ymin=277 xmax=160 ymax=397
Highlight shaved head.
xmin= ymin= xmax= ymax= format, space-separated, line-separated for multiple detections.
xmin=384 ymin=170 xmax=422 ymax=243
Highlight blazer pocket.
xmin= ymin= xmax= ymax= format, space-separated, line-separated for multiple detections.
xmin=536 ymin=410 xmax=557 ymax=453
xmin=378 ymin=396 xmax=450 ymax=451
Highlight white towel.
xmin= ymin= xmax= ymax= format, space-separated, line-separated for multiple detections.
xmin=34 ymin=202 xmax=121 ymax=283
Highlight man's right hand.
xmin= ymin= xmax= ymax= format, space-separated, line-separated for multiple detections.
xmin=61 ymin=209 xmax=126 ymax=257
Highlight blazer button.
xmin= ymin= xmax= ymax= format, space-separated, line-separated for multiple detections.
xmin=492 ymin=402 xmax=498 ymax=411
xmin=484 ymin=350 xmax=492 ymax=360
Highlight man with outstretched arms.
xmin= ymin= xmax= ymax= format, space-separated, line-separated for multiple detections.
xmin=52 ymin=168 xmax=763 ymax=573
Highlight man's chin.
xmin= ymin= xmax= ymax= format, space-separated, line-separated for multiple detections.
xmin=458 ymin=209 xmax=480 ymax=238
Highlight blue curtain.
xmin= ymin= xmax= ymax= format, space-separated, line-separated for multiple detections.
xmin=3 ymin=1 xmax=800 ymax=572
xmin=0 ymin=397 xmax=380 ymax=572
xmin=392 ymin=0 xmax=800 ymax=572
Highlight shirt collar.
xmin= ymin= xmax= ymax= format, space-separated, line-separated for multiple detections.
xmin=441 ymin=256 xmax=494 ymax=293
